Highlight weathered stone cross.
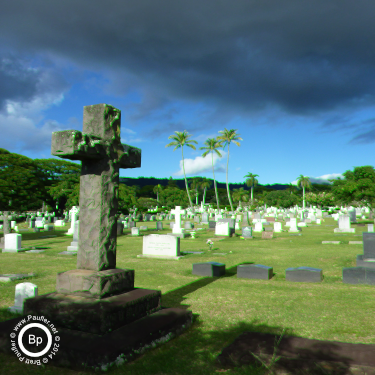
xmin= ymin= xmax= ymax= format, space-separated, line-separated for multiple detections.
xmin=51 ymin=104 xmax=141 ymax=273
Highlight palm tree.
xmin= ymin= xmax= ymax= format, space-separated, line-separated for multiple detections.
xmin=200 ymin=138 xmax=224 ymax=211
xmin=190 ymin=177 xmax=203 ymax=205
xmin=296 ymin=175 xmax=312 ymax=209
xmin=166 ymin=131 xmax=198 ymax=210
xmin=244 ymin=173 xmax=259 ymax=203
xmin=200 ymin=178 xmax=212 ymax=206
xmin=233 ymin=187 xmax=248 ymax=207
xmin=153 ymin=184 xmax=164 ymax=202
xmin=216 ymin=129 xmax=243 ymax=212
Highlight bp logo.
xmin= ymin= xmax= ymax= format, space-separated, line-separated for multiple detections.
xmin=10 ymin=315 xmax=60 ymax=365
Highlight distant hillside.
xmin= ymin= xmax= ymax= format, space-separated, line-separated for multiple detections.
xmin=119 ymin=177 xmax=295 ymax=191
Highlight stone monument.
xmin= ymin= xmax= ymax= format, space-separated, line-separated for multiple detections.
xmin=0 ymin=104 xmax=192 ymax=370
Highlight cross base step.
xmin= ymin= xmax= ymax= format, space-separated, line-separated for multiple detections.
xmin=56 ymin=268 xmax=135 ymax=299
xmin=0 ymin=307 xmax=192 ymax=372
xmin=24 ymin=288 xmax=162 ymax=335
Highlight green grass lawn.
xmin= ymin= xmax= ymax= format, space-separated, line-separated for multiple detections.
xmin=0 ymin=217 xmax=374 ymax=374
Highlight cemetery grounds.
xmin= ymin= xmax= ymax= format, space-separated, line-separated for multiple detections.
xmin=0 ymin=216 xmax=374 ymax=375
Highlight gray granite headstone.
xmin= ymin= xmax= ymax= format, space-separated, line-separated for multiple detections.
xmin=237 ymin=264 xmax=272 ymax=280
xmin=128 ymin=221 xmax=136 ymax=228
xmin=117 ymin=221 xmax=123 ymax=235
xmin=343 ymin=267 xmax=375 ymax=285
xmin=286 ymin=267 xmax=323 ymax=283
xmin=363 ymin=232 xmax=375 ymax=260
xmin=184 ymin=221 xmax=193 ymax=229
xmin=242 ymin=226 xmax=253 ymax=238
xmin=192 ymin=262 xmax=226 ymax=277
xmin=208 ymin=221 xmax=216 ymax=230
xmin=348 ymin=209 xmax=357 ymax=223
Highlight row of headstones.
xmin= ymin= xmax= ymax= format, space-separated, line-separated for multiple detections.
xmin=4 ymin=234 xmax=374 ymax=305
xmin=7 ymin=229 xmax=375 ymax=314
xmin=191 ymin=262 xmax=374 ymax=285
xmin=9 ymin=235 xmax=368 ymax=314
xmin=8 ymin=259 xmax=369 ymax=316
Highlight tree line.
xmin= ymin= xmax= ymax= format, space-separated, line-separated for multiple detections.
xmin=1 ymin=144 xmax=375 ymax=218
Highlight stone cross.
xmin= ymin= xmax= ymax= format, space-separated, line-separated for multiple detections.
xmin=51 ymin=104 xmax=141 ymax=271
xmin=67 ymin=205 xmax=79 ymax=235
xmin=171 ymin=206 xmax=186 ymax=230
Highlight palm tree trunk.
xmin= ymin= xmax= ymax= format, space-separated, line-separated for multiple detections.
xmin=251 ymin=186 xmax=254 ymax=202
xmin=212 ymin=152 xmax=220 ymax=211
xmin=182 ymin=147 xmax=194 ymax=209
xmin=303 ymin=187 xmax=305 ymax=209
xmin=226 ymin=145 xmax=234 ymax=212
xmin=203 ymin=187 xmax=207 ymax=205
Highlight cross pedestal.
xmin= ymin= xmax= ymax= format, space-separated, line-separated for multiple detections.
xmin=1 ymin=104 xmax=193 ymax=370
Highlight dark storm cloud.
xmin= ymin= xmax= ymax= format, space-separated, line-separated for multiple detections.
xmin=1 ymin=0 xmax=375 ymax=133
xmin=0 ymin=55 xmax=40 ymax=111
xmin=0 ymin=53 xmax=71 ymax=113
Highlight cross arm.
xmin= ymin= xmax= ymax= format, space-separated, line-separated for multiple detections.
xmin=118 ymin=143 xmax=141 ymax=169
xmin=51 ymin=130 xmax=106 ymax=160
xmin=52 ymin=131 xmax=141 ymax=168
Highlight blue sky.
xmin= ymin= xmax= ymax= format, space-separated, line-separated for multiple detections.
xmin=1 ymin=1 xmax=375 ymax=186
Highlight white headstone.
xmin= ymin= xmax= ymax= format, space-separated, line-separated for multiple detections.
xmin=131 ymin=227 xmax=140 ymax=236
xmin=3 ymin=233 xmax=26 ymax=253
xmin=334 ymin=215 xmax=355 ymax=233
xmin=289 ymin=218 xmax=300 ymax=232
xmin=54 ymin=219 xmax=65 ymax=226
xmin=9 ymin=282 xmax=38 ymax=314
xmin=215 ymin=222 xmax=230 ymax=236
xmin=254 ymin=222 xmax=264 ymax=232
xmin=138 ymin=234 xmax=182 ymax=259
xmin=274 ymin=222 xmax=282 ymax=232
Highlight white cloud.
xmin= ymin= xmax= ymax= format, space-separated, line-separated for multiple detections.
xmin=0 ymin=103 xmax=65 ymax=153
xmin=173 ymin=150 xmax=227 ymax=176
xmin=290 ymin=173 xmax=344 ymax=185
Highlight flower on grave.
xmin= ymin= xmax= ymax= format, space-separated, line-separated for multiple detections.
xmin=206 ymin=239 xmax=214 ymax=250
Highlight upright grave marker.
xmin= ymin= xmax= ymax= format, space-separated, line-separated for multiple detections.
xmin=51 ymin=106 xmax=141 ymax=272
xmin=16 ymin=104 xmax=192 ymax=370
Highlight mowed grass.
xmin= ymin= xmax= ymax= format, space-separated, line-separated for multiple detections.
xmin=0 ymin=217 xmax=375 ymax=375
